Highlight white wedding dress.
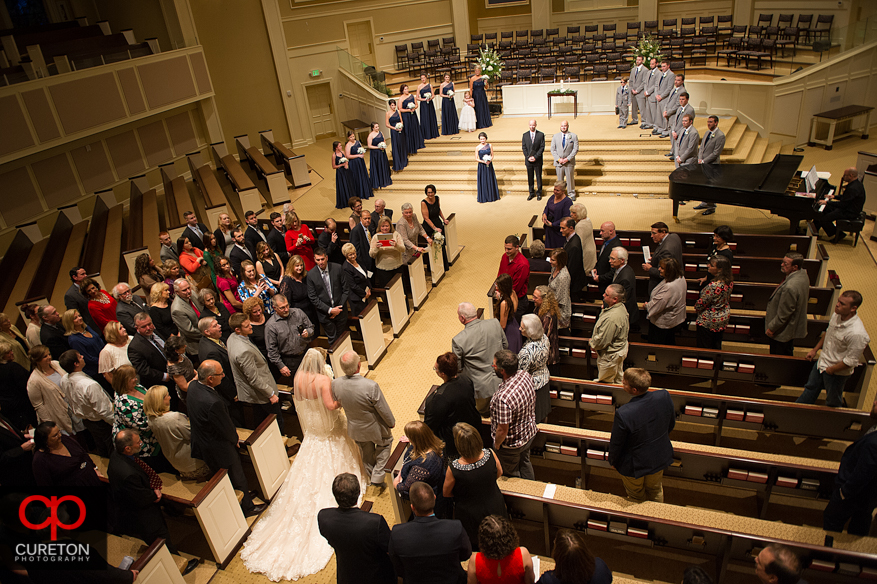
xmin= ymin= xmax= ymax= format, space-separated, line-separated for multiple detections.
xmin=240 ymin=389 xmax=366 ymax=581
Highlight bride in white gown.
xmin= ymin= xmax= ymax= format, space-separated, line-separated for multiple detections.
xmin=240 ymin=348 xmax=366 ymax=581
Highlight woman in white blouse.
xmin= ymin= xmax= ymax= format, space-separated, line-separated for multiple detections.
xmin=395 ymin=202 xmax=432 ymax=264
xmin=98 ymin=321 xmax=132 ymax=386
xmin=369 ymin=217 xmax=406 ymax=289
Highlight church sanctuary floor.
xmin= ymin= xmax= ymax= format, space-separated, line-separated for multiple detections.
xmin=205 ymin=113 xmax=877 ymax=584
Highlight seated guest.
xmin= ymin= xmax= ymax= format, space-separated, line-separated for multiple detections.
xmin=518 ymin=314 xmax=550 ymax=423
xmin=695 ymin=256 xmax=733 ymax=349
xmin=536 ymin=529 xmax=612 ymax=584
xmin=216 ymin=256 xmax=243 ymax=313
xmin=32 ymin=420 xmax=101 ymax=487
xmin=27 ymin=345 xmax=76 ymax=435
xmin=424 ymin=352 xmax=483 ymax=460
xmin=134 ymin=253 xmax=165 ymax=297
xmin=165 ymin=335 xmax=195 ymax=402
xmin=0 ymin=313 xmax=29 ymax=370
xmin=266 ymin=295 xmax=313 ymax=381
xmin=643 ymin=258 xmax=686 ymax=345
xmin=280 ymin=254 xmax=321 ymax=339
xmin=527 ymin=239 xmax=551 ymax=272
xmin=755 ymin=544 xmax=803 ymax=584
xmin=389 ymin=481 xmax=472 ymax=584
xmin=23 ymin=302 xmax=42 ymax=349
xmin=467 ymin=515 xmax=535 ymax=584
xmin=0 ymin=340 xmax=37 ymax=431
xmin=200 ymin=288 xmax=232 ymax=341
xmin=343 ymin=242 xmax=371 ymax=316
xmin=0 ymin=404 xmax=36 ymax=486
xmin=113 ymin=283 xmax=148 ymax=334
xmin=38 ymin=305 xmax=70 ymax=359
xmin=444 ymin=422 xmax=507 ymax=551
xmin=548 ymin=249 xmax=571 ymax=330
xmin=393 ymin=421 xmax=446 ymax=515
xmin=59 ymin=349 xmax=113 ymax=456
xmin=62 ymin=309 xmax=106 ymax=384
xmin=112 ymin=364 xmax=166 ymax=472
xmin=144 ymin=385 xmax=211 ymax=481
xmin=238 ymin=260 xmax=279 ymax=317
xmin=170 ymin=278 xmax=203 ymax=357
xmin=317 ymin=218 xmax=345 ymax=264
xmin=815 ymin=167 xmax=867 ymax=243
xmin=318 ymin=472 xmax=396 ymax=584
xmin=533 ymin=286 xmax=560 ymax=366
xmin=369 ymin=217 xmax=406 ymax=289
xmin=148 ymin=282 xmax=179 ymax=339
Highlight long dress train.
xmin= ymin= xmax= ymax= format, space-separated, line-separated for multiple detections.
xmin=348 ymin=140 xmax=372 ymax=200
xmin=472 ymin=78 xmax=492 ymax=129
xmin=476 ymin=145 xmax=500 ymax=203
xmin=388 ymin=112 xmax=407 ymax=171
xmin=419 ymin=85 xmax=440 ymax=139
xmin=369 ymin=132 xmax=393 ymax=188
xmin=441 ymin=84 xmax=459 ymax=135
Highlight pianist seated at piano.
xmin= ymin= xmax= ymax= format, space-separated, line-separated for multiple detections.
xmin=814 ymin=167 xmax=867 ymax=244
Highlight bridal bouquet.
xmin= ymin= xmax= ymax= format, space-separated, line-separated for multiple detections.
xmin=431 ymin=232 xmax=446 ymax=262
xmin=447 ymin=90 xmax=455 ymax=98
xmin=423 ymin=92 xmax=432 ymax=99
xmin=481 ymin=75 xmax=489 ymax=80
xmin=482 ymin=154 xmax=492 ymax=162
xmin=357 ymin=147 xmax=365 ymax=155
xmin=339 ymin=156 xmax=348 ymax=164
xmin=395 ymin=122 xmax=403 ymax=130
xmin=378 ymin=142 xmax=387 ymax=149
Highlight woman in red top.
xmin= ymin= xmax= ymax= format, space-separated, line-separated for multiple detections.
xmin=468 ymin=515 xmax=534 ymax=584
xmin=284 ymin=211 xmax=316 ymax=270
xmin=177 ymin=236 xmax=206 ymax=276
xmin=81 ymin=278 xmax=118 ymax=333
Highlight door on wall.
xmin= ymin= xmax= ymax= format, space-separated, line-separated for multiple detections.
xmin=345 ymin=20 xmax=375 ymax=67
xmin=305 ymin=82 xmax=336 ymax=140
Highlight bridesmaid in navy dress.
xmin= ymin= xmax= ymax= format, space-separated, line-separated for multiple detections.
xmin=475 ymin=132 xmax=499 ymax=203
xmin=366 ymin=122 xmax=392 ymax=189
xmin=386 ymin=100 xmax=407 ymax=172
xmin=439 ymin=73 xmax=459 ymax=135
xmin=332 ymin=140 xmax=355 ymax=209
xmin=400 ymin=84 xmax=424 ymax=154
xmin=417 ymin=73 xmax=440 ymax=140
xmin=470 ymin=65 xmax=492 ymax=129
xmin=344 ymin=131 xmax=372 ymax=201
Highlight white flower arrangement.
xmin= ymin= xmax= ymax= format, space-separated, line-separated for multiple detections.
xmin=447 ymin=90 xmax=455 ymax=98
xmin=423 ymin=92 xmax=432 ymax=99
xmin=395 ymin=122 xmax=403 ymax=130
xmin=481 ymin=75 xmax=489 ymax=80
xmin=339 ymin=156 xmax=348 ymax=164
xmin=476 ymin=46 xmax=504 ymax=83
xmin=378 ymin=142 xmax=387 ymax=149
xmin=431 ymin=232 xmax=446 ymax=262
xmin=357 ymin=147 xmax=366 ymax=155
xmin=482 ymin=154 xmax=492 ymax=162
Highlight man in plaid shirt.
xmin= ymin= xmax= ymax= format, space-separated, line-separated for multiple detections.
xmin=490 ymin=349 xmax=537 ymax=479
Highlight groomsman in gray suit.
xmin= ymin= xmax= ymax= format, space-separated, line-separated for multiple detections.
xmin=643 ymin=57 xmax=660 ymax=129
xmin=666 ymin=92 xmax=695 ymax=158
xmin=332 ymin=350 xmax=396 ymax=488
xmin=660 ymin=75 xmax=686 ymax=138
xmin=629 ymin=56 xmax=647 ymax=126
xmin=551 ymin=120 xmax=578 ymax=200
xmin=616 ymin=78 xmax=630 ymax=129
xmin=674 ymin=115 xmax=700 ymax=168
xmin=694 ymin=116 xmax=727 ymax=215
xmin=652 ymin=62 xmax=674 ymax=135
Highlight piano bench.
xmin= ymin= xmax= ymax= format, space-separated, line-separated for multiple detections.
xmin=835 ymin=212 xmax=867 ymax=247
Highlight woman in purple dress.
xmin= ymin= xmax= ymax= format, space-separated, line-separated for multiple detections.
xmin=494 ymin=274 xmax=522 ymax=353
xmin=542 ymin=184 xmax=573 ymax=249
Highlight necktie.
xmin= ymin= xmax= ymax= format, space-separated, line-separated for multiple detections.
xmin=661 ymin=72 xmax=666 ymax=80
xmin=0 ymin=416 xmax=19 ymax=438
xmin=150 ymin=334 xmax=165 ymax=351
xmin=192 ymin=225 xmax=202 ymax=237
xmin=322 ymin=269 xmax=333 ymax=301
xmin=562 ymin=134 xmax=566 ymax=148
xmin=703 ymin=132 xmax=712 ymax=147
xmin=190 ymin=301 xmax=200 ymax=318
xmin=240 ymin=245 xmax=252 ymax=260
xmin=633 ymin=68 xmax=638 ymax=81
xmin=134 ymin=457 xmax=163 ymax=490
xmin=672 ymin=87 xmax=677 ymax=95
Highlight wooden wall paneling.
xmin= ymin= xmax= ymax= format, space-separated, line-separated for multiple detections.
xmin=21 ymin=88 xmax=61 ymax=143
xmin=47 ymin=73 xmax=127 ymax=135
xmin=189 ymin=51 xmax=212 ymax=94
xmin=106 ymin=130 xmax=147 ymax=179
xmin=165 ymin=110 xmax=199 ymax=155
xmin=137 ymin=120 xmax=174 ymax=168
xmin=0 ymin=167 xmax=43 ymax=226
xmin=70 ymin=140 xmax=116 ymax=193
xmin=137 ymin=55 xmax=198 ymax=109
xmin=31 ymin=153 xmax=82 ymax=209
xmin=0 ymin=95 xmax=36 ymax=156
xmin=117 ymin=67 xmax=147 ymax=115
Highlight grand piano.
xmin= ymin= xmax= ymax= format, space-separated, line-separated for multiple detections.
xmin=669 ymin=154 xmax=827 ymax=234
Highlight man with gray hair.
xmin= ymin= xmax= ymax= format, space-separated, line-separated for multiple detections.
xmin=265 ymin=295 xmax=314 ymax=380
xmin=452 ymin=302 xmax=508 ymax=415
xmin=590 ymin=283 xmax=630 ymax=384
xmin=170 ymin=278 xmax=202 ymax=357
xmin=113 ymin=282 xmax=147 ymax=334
xmin=332 ymin=350 xmax=396 ymax=488
xmin=370 ymin=199 xmax=393 ymax=236
xmin=607 ymin=247 xmax=639 ymax=327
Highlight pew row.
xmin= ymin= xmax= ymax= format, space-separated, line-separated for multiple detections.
xmin=371 ymin=273 xmax=412 ymax=336
xmin=240 ymin=414 xmax=291 ymax=501
xmin=235 ymin=134 xmax=291 ymax=208
xmin=212 ymin=142 xmax=256 ymax=223
xmin=349 ymin=298 xmax=388 ymax=369
xmin=160 ymin=164 xmax=196 ymax=229
xmin=1 ymin=229 xmax=41 ymax=327
xmin=129 ymin=538 xmax=188 ymax=584
xmin=259 ymin=129 xmax=311 ymax=188
xmin=416 ymin=212 xmax=463 ymax=272
xmin=187 ymin=152 xmax=229 ymax=231
xmin=81 ymin=194 xmax=124 ymax=289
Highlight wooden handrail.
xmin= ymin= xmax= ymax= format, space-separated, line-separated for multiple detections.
xmin=130 ymin=538 xmax=166 ymax=572
xmin=191 ymin=468 xmax=229 ymax=507
xmin=328 ymin=330 xmax=351 ymax=353
xmin=244 ymin=414 xmax=277 ymax=446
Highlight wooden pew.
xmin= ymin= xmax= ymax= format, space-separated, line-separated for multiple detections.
xmin=259 ymin=129 xmax=311 ymax=188
xmin=406 ymin=253 xmax=430 ymax=310
xmin=80 ymin=194 xmax=124 ymax=289
xmin=241 ymin=414 xmax=290 ymax=502
xmin=417 ymin=234 xmax=446 ymax=286
xmin=0 ymin=229 xmax=37 ymax=325
xmin=371 ymin=273 xmax=412 ymax=336
xmin=187 ymin=152 xmax=228 ymax=231
xmin=235 ymin=134 xmax=287 ymax=208
xmin=212 ymin=141 xmax=254 ymax=224
xmin=348 ymin=298 xmax=388 ymax=369
xmin=130 ymin=538 xmax=188 ymax=584
xmin=444 ymin=213 xmax=463 ymax=264
xmin=160 ymin=163 xmax=195 ymax=228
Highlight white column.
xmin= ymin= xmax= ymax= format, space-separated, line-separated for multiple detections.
xmin=260 ymin=0 xmax=307 ymax=148
xmin=532 ymin=0 xmax=551 ymax=32
xmin=450 ymin=0 xmax=470 ymax=48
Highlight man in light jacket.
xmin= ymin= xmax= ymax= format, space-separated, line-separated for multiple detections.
xmin=170 ymin=279 xmax=203 ymax=358
xmin=451 ymin=302 xmax=508 ymax=415
xmin=765 ymin=253 xmax=810 ymax=356
xmin=590 ymin=284 xmax=630 ymax=384
xmin=227 ymin=312 xmax=284 ymax=435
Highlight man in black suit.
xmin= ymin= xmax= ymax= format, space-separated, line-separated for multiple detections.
xmin=816 ymin=167 xmax=867 ymax=243
xmin=370 ymin=199 xmax=393 ymax=236
xmin=318 ymin=473 xmax=395 ymax=584
xmin=559 ymin=217 xmax=586 ymax=297
xmin=64 ymin=266 xmax=100 ymax=333
xmin=266 ymin=211 xmax=290 ymax=266
xmin=112 ymin=283 xmax=148 ymax=334
xmin=181 ymin=211 xmax=210 ymax=251
xmin=228 ymin=228 xmax=256 ymax=278
xmin=197 ymin=316 xmax=241 ymax=422
xmin=127 ymin=312 xmax=172 ymax=390
xmin=642 ymin=221 xmax=683 ymax=294
xmin=522 ymin=119 xmax=545 ymax=201
xmin=388 ymin=481 xmax=471 ymax=584
xmin=608 ymin=368 xmax=675 ymax=502
xmin=244 ymin=210 xmax=267 ymax=258
xmin=0 ymin=406 xmax=36 ymax=486
xmin=592 ymin=221 xmax=624 ymax=294
xmin=350 ymin=210 xmax=373 ymax=274
xmin=607 ymin=247 xmax=639 ymax=326
xmin=38 ymin=305 xmax=70 ymax=359
xmin=187 ymin=360 xmax=265 ymax=517
xmin=318 ymin=218 xmax=345 ymax=264
xmin=307 ymin=247 xmax=350 ymax=343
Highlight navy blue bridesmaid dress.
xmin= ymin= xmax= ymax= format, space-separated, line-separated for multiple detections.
xmin=441 ymin=83 xmax=459 ymax=135
xmin=335 ymin=154 xmax=355 ymax=209
xmin=388 ymin=112 xmax=407 ymax=172
xmin=472 ymin=78 xmax=492 ymax=129
xmin=419 ymin=85 xmax=440 ymax=139
xmin=402 ymin=95 xmax=425 ymax=154
xmin=348 ymin=140 xmax=372 ymax=200
xmin=369 ymin=132 xmax=392 ymax=188
xmin=476 ymin=145 xmax=499 ymax=203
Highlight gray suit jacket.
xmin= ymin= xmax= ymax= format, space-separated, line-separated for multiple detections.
xmin=227 ymin=332 xmax=277 ymax=404
xmin=629 ymin=64 xmax=647 ymax=93
xmin=671 ymin=104 xmax=695 ymax=135
xmin=765 ymin=269 xmax=810 ymax=342
xmin=451 ymin=318 xmax=508 ymax=400
xmin=170 ymin=295 xmax=203 ymax=354
xmin=663 ymin=84 xmax=686 ymax=115
xmin=550 ymin=132 xmax=578 ymax=167
xmin=698 ymin=128 xmax=726 ymax=164
xmin=615 ymin=86 xmax=630 ymax=107
xmin=116 ymin=296 xmax=148 ymax=335
xmin=656 ymin=70 xmax=675 ymax=101
xmin=645 ymin=67 xmax=660 ymax=98
xmin=160 ymin=245 xmax=179 ymax=264
xmin=332 ymin=373 xmax=395 ymax=443
xmin=676 ymin=127 xmax=700 ymax=166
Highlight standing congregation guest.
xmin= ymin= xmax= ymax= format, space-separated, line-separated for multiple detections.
xmin=216 ymin=256 xmax=243 ymax=313
xmin=498 ymin=235 xmax=530 ymax=323
xmin=815 ymin=167 xmax=867 ymax=243
xmin=570 ymin=203 xmax=597 ymax=273
xmin=200 ymin=288 xmax=232 ymax=341
xmin=400 ymin=84 xmax=424 ymax=154
xmin=65 ymin=266 xmax=100 ymax=333
xmin=494 ymin=273 xmax=522 ymax=354
xmin=397 ymin=202 xmax=432 ymax=264
xmin=81 ymin=278 xmax=118 ymax=334
xmin=674 ymin=115 xmax=699 ymax=169
xmin=797 ymin=290 xmax=869 ymax=408
xmin=238 ymin=260 xmax=278 ymax=317
xmin=593 ymin=221 xmax=623 ymax=293
xmin=345 ymin=130 xmax=373 ymax=201
xmin=243 ymin=210 xmax=267 ymax=259
xmin=112 ymin=365 xmax=167 ymax=471
xmin=453 ymin=302 xmax=508 ymax=415
xmin=537 ymin=529 xmax=612 ymax=584
xmin=615 ymin=77 xmax=630 ymax=129
xmin=424 ymin=352 xmax=483 ymax=460
xmin=422 ymin=184 xmax=450 ymax=270
xmin=754 ymin=544 xmax=803 ymax=584
xmin=417 ymin=73 xmax=440 ymax=139
xmin=527 ymin=240 xmax=551 ymax=272
xmin=519 ymin=315 xmax=550 ymax=424
xmin=343 ymin=242 xmax=371 ymax=316
xmin=609 ymin=368 xmax=675 ymax=502
xmin=128 ymin=313 xmax=174 ymax=395
xmin=181 ymin=210 xmax=209 ymax=251
xmin=32 ymin=421 xmax=100 ymax=487
xmin=333 ymin=140 xmax=355 ymax=210
xmin=256 ymin=241 xmax=284 ymax=288
xmin=241 ymin=297 xmax=271 ymax=368
xmin=533 ymin=286 xmax=560 ymax=366
xmin=0 ymin=312 xmax=29 ymax=370
xmin=144 ymin=385 xmax=211 ymax=481
xmin=467 ymin=515 xmax=535 ymax=584
xmin=27 ymin=345 xmax=76 ymax=434
xmin=765 ymin=252 xmax=810 ymax=355
xmin=159 ymin=232 xmax=179 ymax=263
xmin=284 ymin=211 xmax=317 ymax=271
xmin=280 ymin=255 xmax=321 ymax=338
xmin=643 ymin=57 xmax=660 ymax=130
xmin=560 ymin=217 xmax=586 ymax=298
xmin=643 ymin=258 xmax=687 ymax=345
xmin=607 ymin=248 xmax=639 ymax=327
xmin=642 ymin=222 xmax=683 ymax=295
xmin=148 ymin=283 xmax=178 ymax=339
xmin=198 ymin=318 xmax=241 ymax=415
xmin=160 ymin=259 xmax=181 ymax=296
xmin=551 ymin=121 xmax=578 ymax=200
xmin=165 ymin=335 xmax=195 ymax=402
xmin=23 ymin=303 xmax=43 ymax=349
xmin=459 ymin=91 xmax=477 ymax=132
xmin=542 ymin=181 xmax=573 ymax=248
xmin=695 ymin=257 xmax=733 ymax=349
xmin=698 ymin=225 xmax=734 ymax=286
xmin=0 ymin=340 xmax=37 ymax=431
xmin=470 ymin=65 xmax=492 ymax=129
xmin=444 ymin=422 xmax=507 ymax=551
xmin=591 ymin=284 xmax=630 ymax=384
xmin=98 ymin=321 xmax=132 ymax=386
xmin=372 ymin=199 xmax=394 ymax=233
xmin=62 ymin=309 xmax=106 ymax=383
xmin=370 ymin=217 xmax=406 ymax=289
xmin=629 ymin=55 xmax=647 ymax=127
xmin=39 ymin=305 xmax=70 ymax=359
xmin=351 ymin=210 xmax=375 ymax=276
xmin=214 ymin=212 xmax=235 ymax=256
xmin=134 ymin=254 xmax=164 ymax=297
xmin=59 ymin=350 xmax=113 ymax=456
xmin=228 ymin=313 xmax=284 ymax=434
xmin=266 ymin=211 xmax=290 ymax=267
xmin=177 ymin=236 xmax=209 ymax=289
xmin=490 ymin=350 xmax=537 ymax=479
xmin=476 ymin=132 xmax=500 ymax=203
xmin=393 ymin=421 xmax=446 ymax=515
xmin=367 ymin=122 xmax=393 ymax=188
xmin=386 ymin=100 xmax=408 ymax=171
xmin=317 ymin=218 xmax=345 ymax=264
xmin=523 ymin=119 xmax=545 ymax=201
xmin=307 ymin=247 xmax=350 ymax=343
xmin=266 ymin=294 xmax=313 ymax=381
xmin=171 ymin=279 xmax=203 ymax=358
xmin=440 ymin=73 xmax=459 ymax=135
xmin=113 ymin=282 xmax=147 ymax=335
xmin=228 ymin=228 xmax=255 ymax=278
xmin=548 ymin=249 xmax=571 ymax=330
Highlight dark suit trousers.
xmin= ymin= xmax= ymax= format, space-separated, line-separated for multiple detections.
xmin=769 ymin=338 xmax=794 ymax=356
xmin=816 ymin=208 xmax=857 ymax=237
xmin=83 ymin=419 xmax=112 ymax=457
xmin=514 ymin=297 xmax=530 ymax=325
xmin=251 ymin=400 xmax=285 ymax=436
xmin=281 ymin=353 xmax=305 ymax=380
xmin=823 ymin=487 xmax=874 ymax=535
xmin=206 ymin=454 xmax=255 ymax=514
xmin=319 ymin=311 xmax=349 ymax=345
xmin=525 ymin=160 xmax=542 ymax=194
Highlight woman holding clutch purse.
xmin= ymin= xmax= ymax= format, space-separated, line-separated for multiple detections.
xmin=369 ymin=217 xmax=406 ymax=289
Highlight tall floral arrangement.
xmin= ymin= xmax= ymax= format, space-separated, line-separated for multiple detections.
xmin=632 ymin=35 xmax=663 ymax=64
xmin=476 ymin=46 xmax=504 ymax=83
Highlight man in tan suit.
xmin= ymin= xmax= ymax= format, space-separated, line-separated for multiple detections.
xmin=765 ymin=253 xmax=810 ymax=355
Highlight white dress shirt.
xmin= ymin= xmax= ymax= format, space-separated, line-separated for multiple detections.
xmin=818 ymin=313 xmax=870 ymax=376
